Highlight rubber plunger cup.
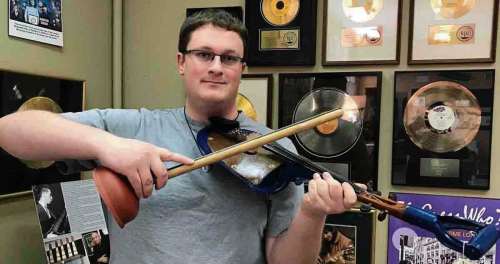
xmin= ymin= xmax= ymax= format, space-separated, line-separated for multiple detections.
xmin=93 ymin=108 xmax=344 ymax=228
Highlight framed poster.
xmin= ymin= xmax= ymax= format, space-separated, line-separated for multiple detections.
xmin=408 ymin=0 xmax=498 ymax=64
xmin=318 ymin=209 xmax=375 ymax=264
xmin=388 ymin=192 xmax=499 ymax=264
xmin=0 ymin=70 xmax=85 ymax=197
xmin=323 ymin=0 xmax=402 ymax=65
xmin=8 ymin=0 xmax=63 ymax=47
xmin=279 ymin=72 xmax=382 ymax=189
xmin=245 ymin=0 xmax=317 ymax=66
xmin=392 ymin=70 xmax=494 ymax=189
xmin=238 ymin=74 xmax=273 ymax=127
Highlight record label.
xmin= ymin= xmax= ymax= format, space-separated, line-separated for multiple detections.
xmin=426 ymin=105 xmax=455 ymax=132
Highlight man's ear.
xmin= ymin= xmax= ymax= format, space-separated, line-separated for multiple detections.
xmin=177 ymin=52 xmax=185 ymax=75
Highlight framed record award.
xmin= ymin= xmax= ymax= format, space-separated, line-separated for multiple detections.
xmin=0 ymin=70 xmax=85 ymax=197
xmin=238 ymin=74 xmax=273 ymax=127
xmin=279 ymin=72 xmax=382 ymax=189
xmin=245 ymin=0 xmax=317 ymax=66
xmin=323 ymin=0 xmax=402 ymax=65
xmin=392 ymin=70 xmax=494 ymax=189
xmin=408 ymin=0 xmax=498 ymax=64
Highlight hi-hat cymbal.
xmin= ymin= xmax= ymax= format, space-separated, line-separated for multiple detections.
xmin=403 ymin=81 xmax=481 ymax=153
xmin=236 ymin=93 xmax=257 ymax=121
xmin=17 ymin=96 xmax=63 ymax=169
xmin=261 ymin=0 xmax=300 ymax=26
xmin=342 ymin=0 xmax=383 ymax=23
xmin=431 ymin=0 xmax=476 ymax=19
xmin=292 ymin=88 xmax=363 ymax=158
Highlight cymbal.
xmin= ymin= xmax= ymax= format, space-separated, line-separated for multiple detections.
xmin=403 ymin=81 xmax=481 ymax=153
xmin=236 ymin=93 xmax=257 ymax=121
xmin=17 ymin=96 xmax=63 ymax=169
xmin=292 ymin=88 xmax=363 ymax=158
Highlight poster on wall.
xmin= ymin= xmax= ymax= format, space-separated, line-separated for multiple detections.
xmin=387 ymin=192 xmax=499 ymax=264
xmin=8 ymin=0 xmax=63 ymax=47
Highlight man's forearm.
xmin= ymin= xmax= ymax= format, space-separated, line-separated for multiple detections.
xmin=0 ymin=110 xmax=113 ymax=161
xmin=267 ymin=207 xmax=326 ymax=264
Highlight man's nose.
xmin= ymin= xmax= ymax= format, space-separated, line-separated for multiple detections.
xmin=207 ymin=56 xmax=224 ymax=74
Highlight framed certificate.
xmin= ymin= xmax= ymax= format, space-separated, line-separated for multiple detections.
xmin=238 ymin=74 xmax=273 ymax=127
xmin=322 ymin=0 xmax=402 ymax=65
xmin=408 ymin=0 xmax=498 ymax=64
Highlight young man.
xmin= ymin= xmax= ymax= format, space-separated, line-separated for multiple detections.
xmin=0 ymin=10 xmax=358 ymax=263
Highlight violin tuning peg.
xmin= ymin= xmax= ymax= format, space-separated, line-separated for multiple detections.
xmin=359 ymin=204 xmax=373 ymax=213
xmin=377 ymin=211 xmax=388 ymax=222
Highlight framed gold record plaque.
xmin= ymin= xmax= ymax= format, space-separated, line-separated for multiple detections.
xmin=279 ymin=72 xmax=382 ymax=189
xmin=408 ymin=0 xmax=498 ymax=64
xmin=238 ymin=74 xmax=273 ymax=127
xmin=245 ymin=0 xmax=317 ymax=66
xmin=392 ymin=70 xmax=494 ymax=189
xmin=0 ymin=70 xmax=85 ymax=197
xmin=323 ymin=0 xmax=402 ymax=65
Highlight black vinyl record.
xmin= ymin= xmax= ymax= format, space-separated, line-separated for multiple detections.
xmin=392 ymin=70 xmax=494 ymax=189
xmin=279 ymin=72 xmax=382 ymax=188
xmin=245 ymin=0 xmax=317 ymax=66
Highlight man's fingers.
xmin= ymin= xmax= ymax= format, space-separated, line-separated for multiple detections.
xmin=138 ymin=166 xmax=154 ymax=198
xmin=128 ymin=171 xmax=143 ymax=199
xmin=342 ymin=182 xmax=357 ymax=207
xmin=158 ymin=148 xmax=193 ymax=164
xmin=151 ymin=157 xmax=168 ymax=190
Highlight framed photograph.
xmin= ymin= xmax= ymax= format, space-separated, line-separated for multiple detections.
xmin=0 ymin=70 xmax=85 ymax=197
xmin=408 ymin=0 xmax=499 ymax=64
xmin=322 ymin=0 xmax=401 ymax=65
xmin=238 ymin=74 xmax=273 ymax=127
xmin=245 ymin=0 xmax=317 ymax=66
xmin=279 ymin=72 xmax=382 ymax=190
xmin=8 ymin=0 xmax=63 ymax=47
xmin=388 ymin=192 xmax=499 ymax=264
xmin=318 ymin=209 xmax=375 ymax=264
xmin=392 ymin=70 xmax=494 ymax=189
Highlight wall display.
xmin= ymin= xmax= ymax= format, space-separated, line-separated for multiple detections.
xmin=323 ymin=0 xmax=401 ymax=65
xmin=279 ymin=72 xmax=381 ymax=189
xmin=186 ymin=6 xmax=243 ymax=20
xmin=388 ymin=192 xmax=499 ymax=264
xmin=0 ymin=70 xmax=85 ymax=196
xmin=245 ymin=0 xmax=317 ymax=66
xmin=318 ymin=209 xmax=374 ymax=264
xmin=392 ymin=70 xmax=494 ymax=189
xmin=238 ymin=74 xmax=273 ymax=127
xmin=408 ymin=0 xmax=498 ymax=64
xmin=8 ymin=0 xmax=63 ymax=47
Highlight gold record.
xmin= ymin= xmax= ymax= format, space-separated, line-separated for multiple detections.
xmin=431 ymin=0 xmax=476 ymax=19
xmin=403 ymin=81 xmax=481 ymax=153
xmin=17 ymin=96 xmax=63 ymax=169
xmin=236 ymin=93 xmax=258 ymax=121
xmin=342 ymin=0 xmax=383 ymax=23
xmin=261 ymin=0 xmax=300 ymax=26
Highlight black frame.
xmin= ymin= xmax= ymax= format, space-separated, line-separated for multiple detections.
xmin=245 ymin=0 xmax=317 ymax=66
xmin=392 ymin=69 xmax=494 ymax=189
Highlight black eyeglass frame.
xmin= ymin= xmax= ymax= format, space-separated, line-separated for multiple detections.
xmin=182 ymin=49 xmax=246 ymax=65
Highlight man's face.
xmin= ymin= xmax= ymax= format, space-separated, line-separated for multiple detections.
xmin=177 ymin=24 xmax=245 ymax=110
xmin=91 ymin=232 xmax=101 ymax=246
xmin=41 ymin=190 xmax=53 ymax=204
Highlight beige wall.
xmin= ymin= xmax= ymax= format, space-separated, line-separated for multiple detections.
xmin=123 ymin=1 xmax=500 ymax=263
xmin=0 ymin=1 xmax=112 ymax=263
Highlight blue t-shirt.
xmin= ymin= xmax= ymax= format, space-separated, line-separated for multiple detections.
xmin=61 ymin=107 xmax=303 ymax=264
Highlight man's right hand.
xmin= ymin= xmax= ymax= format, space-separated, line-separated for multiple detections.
xmin=96 ymin=136 xmax=194 ymax=198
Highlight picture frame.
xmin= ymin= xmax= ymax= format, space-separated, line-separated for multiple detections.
xmin=322 ymin=0 xmax=402 ymax=66
xmin=392 ymin=70 xmax=494 ymax=190
xmin=318 ymin=209 xmax=375 ymax=264
xmin=387 ymin=192 xmax=500 ymax=264
xmin=238 ymin=74 xmax=273 ymax=127
xmin=408 ymin=0 xmax=498 ymax=64
xmin=279 ymin=72 xmax=382 ymax=190
xmin=245 ymin=0 xmax=317 ymax=66
xmin=0 ymin=69 xmax=86 ymax=198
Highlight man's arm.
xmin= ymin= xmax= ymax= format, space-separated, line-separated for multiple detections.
xmin=0 ymin=110 xmax=193 ymax=198
xmin=265 ymin=173 xmax=357 ymax=264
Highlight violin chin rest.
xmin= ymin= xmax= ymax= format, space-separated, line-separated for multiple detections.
xmin=93 ymin=166 xmax=139 ymax=228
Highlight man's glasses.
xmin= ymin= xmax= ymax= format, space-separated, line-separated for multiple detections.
xmin=183 ymin=49 xmax=244 ymax=66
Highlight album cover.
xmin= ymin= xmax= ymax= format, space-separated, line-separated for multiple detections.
xmin=0 ymin=70 xmax=85 ymax=196
xmin=392 ymin=70 xmax=494 ymax=189
xmin=245 ymin=0 xmax=317 ymax=66
xmin=279 ymin=72 xmax=382 ymax=189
